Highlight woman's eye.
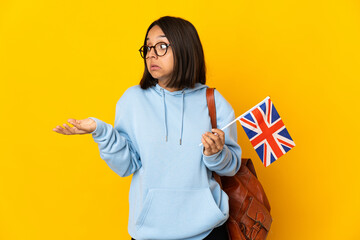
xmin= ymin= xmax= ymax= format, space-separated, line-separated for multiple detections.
xmin=160 ymin=44 xmax=166 ymax=49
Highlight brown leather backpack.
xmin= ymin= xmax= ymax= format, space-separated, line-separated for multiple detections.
xmin=206 ymin=88 xmax=272 ymax=240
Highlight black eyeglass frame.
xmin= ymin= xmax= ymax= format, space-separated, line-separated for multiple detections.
xmin=139 ymin=42 xmax=171 ymax=59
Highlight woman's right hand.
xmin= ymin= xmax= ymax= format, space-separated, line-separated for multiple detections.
xmin=53 ymin=118 xmax=96 ymax=135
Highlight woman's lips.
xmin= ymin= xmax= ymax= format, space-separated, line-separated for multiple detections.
xmin=150 ymin=65 xmax=161 ymax=70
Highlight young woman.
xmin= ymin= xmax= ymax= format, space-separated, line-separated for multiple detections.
xmin=53 ymin=16 xmax=242 ymax=240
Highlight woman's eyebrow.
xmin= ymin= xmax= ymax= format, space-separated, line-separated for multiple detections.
xmin=146 ymin=35 xmax=166 ymax=40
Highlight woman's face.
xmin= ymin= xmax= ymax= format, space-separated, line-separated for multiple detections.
xmin=145 ymin=25 xmax=174 ymax=85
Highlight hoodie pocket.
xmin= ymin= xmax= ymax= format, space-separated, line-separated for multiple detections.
xmin=135 ymin=187 xmax=227 ymax=239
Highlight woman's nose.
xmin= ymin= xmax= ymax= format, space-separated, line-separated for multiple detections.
xmin=146 ymin=47 xmax=157 ymax=59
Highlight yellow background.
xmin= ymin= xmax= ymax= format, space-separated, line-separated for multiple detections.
xmin=1 ymin=0 xmax=359 ymax=239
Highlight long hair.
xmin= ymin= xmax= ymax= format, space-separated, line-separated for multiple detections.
xmin=140 ymin=16 xmax=206 ymax=89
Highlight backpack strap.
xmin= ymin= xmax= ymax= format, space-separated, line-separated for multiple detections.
xmin=206 ymin=88 xmax=217 ymax=129
xmin=206 ymin=88 xmax=222 ymax=188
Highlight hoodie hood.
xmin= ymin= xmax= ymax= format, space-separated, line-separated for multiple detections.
xmin=153 ymin=83 xmax=208 ymax=145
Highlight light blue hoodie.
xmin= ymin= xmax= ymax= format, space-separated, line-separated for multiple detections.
xmin=89 ymin=83 xmax=242 ymax=240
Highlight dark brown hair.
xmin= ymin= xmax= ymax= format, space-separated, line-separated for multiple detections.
xmin=140 ymin=16 xmax=206 ymax=89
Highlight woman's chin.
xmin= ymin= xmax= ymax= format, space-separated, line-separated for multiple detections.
xmin=149 ymin=72 xmax=161 ymax=79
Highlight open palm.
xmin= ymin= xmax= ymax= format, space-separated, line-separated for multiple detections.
xmin=53 ymin=118 xmax=96 ymax=135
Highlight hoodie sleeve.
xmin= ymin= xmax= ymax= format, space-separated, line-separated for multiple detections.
xmin=89 ymin=89 xmax=142 ymax=177
xmin=202 ymin=89 xmax=242 ymax=176
xmin=89 ymin=117 xmax=142 ymax=177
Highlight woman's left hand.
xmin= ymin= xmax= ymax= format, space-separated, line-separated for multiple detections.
xmin=201 ymin=129 xmax=225 ymax=156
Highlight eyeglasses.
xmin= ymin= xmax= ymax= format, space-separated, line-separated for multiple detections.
xmin=139 ymin=42 xmax=171 ymax=59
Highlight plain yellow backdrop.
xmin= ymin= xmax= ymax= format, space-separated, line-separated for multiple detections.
xmin=1 ymin=0 xmax=359 ymax=239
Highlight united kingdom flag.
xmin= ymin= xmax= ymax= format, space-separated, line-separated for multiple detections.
xmin=238 ymin=97 xmax=295 ymax=167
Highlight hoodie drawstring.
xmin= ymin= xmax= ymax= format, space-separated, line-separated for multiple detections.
xmin=160 ymin=87 xmax=185 ymax=145
xmin=161 ymin=89 xmax=168 ymax=142
xmin=179 ymin=90 xmax=185 ymax=145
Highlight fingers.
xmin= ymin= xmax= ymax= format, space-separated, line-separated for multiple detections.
xmin=202 ymin=129 xmax=225 ymax=156
xmin=53 ymin=123 xmax=74 ymax=135
xmin=210 ymin=129 xmax=225 ymax=145
xmin=201 ymin=135 xmax=221 ymax=156
xmin=53 ymin=125 xmax=69 ymax=135
xmin=53 ymin=126 xmax=65 ymax=134
xmin=67 ymin=118 xmax=79 ymax=128
xmin=201 ymin=136 xmax=211 ymax=150
xmin=53 ymin=119 xmax=82 ymax=135
xmin=202 ymin=133 xmax=221 ymax=150
xmin=63 ymin=123 xmax=76 ymax=134
xmin=204 ymin=129 xmax=225 ymax=148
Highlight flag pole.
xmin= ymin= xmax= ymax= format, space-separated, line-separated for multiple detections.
xmin=199 ymin=96 xmax=270 ymax=147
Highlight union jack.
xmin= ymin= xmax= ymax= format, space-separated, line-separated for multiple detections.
xmin=238 ymin=97 xmax=295 ymax=167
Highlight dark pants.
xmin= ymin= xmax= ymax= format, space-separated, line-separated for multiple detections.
xmin=131 ymin=222 xmax=229 ymax=240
